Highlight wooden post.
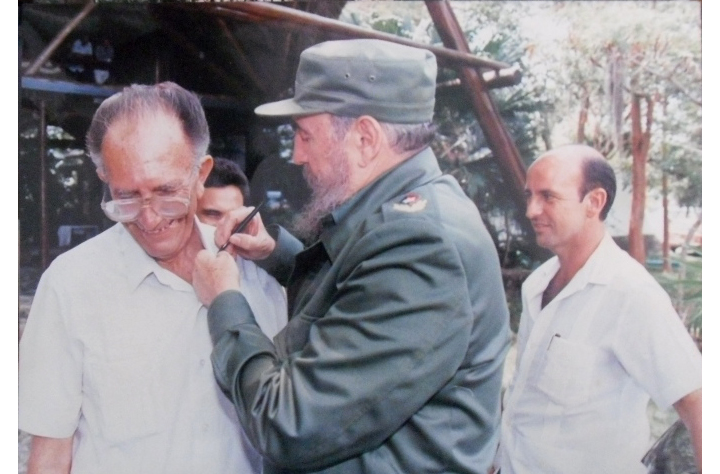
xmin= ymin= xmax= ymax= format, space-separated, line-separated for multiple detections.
xmin=662 ymin=172 xmax=670 ymax=272
xmin=425 ymin=0 xmax=527 ymax=209
xmin=39 ymin=100 xmax=49 ymax=270
xmin=628 ymin=92 xmax=653 ymax=265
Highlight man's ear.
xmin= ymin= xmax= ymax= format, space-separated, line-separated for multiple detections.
xmin=196 ymin=155 xmax=214 ymax=196
xmin=96 ymin=168 xmax=107 ymax=183
xmin=352 ymin=116 xmax=383 ymax=168
xmin=585 ymin=188 xmax=607 ymax=219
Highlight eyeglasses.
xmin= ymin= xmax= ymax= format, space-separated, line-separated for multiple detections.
xmin=101 ymin=168 xmax=198 ymax=223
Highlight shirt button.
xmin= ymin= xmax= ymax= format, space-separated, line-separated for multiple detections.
xmin=200 ymin=359 xmax=205 ymax=367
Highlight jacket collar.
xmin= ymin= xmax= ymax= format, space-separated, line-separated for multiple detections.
xmin=318 ymin=147 xmax=442 ymax=261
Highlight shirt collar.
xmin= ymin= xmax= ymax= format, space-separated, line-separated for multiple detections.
xmin=319 ymin=147 xmax=442 ymax=260
xmin=575 ymin=230 xmax=620 ymax=286
xmin=118 ymin=216 xmax=216 ymax=290
xmin=525 ymin=231 xmax=618 ymax=300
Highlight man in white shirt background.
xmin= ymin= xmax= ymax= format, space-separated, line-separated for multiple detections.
xmin=498 ymin=144 xmax=701 ymax=473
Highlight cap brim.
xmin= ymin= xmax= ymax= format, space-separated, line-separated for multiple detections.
xmin=254 ymin=98 xmax=322 ymax=118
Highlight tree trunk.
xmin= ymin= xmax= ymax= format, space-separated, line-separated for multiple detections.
xmin=576 ymin=92 xmax=589 ymax=143
xmin=659 ymin=97 xmax=670 ymax=273
xmin=679 ymin=211 xmax=702 ymax=281
xmin=678 ymin=211 xmax=701 ymax=331
xmin=662 ymin=172 xmax=670 ymax=272
xmin=541 ymin=113 xmax=553 ymax=151
xmin=628 ymin=92 xmax=653 ymax=264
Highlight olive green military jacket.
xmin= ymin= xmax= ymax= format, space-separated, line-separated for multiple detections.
xmin=208 ymin=147 xmax=510 ymax=473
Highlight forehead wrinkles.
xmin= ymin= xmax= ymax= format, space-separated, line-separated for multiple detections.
xmin=102 ymin=133 xmax=195 ymax=199
xmin=106 ymin=109 xmax=187 ymax=145
xmin=104 ymin=112 xmax=193 ymax=166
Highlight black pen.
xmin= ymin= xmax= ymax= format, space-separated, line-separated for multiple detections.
xmin=218 ymin=200 xmax=265 ymax=252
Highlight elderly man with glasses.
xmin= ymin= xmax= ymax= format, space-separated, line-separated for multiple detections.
xmin=18 ymin=82 xmax=287 ymax=474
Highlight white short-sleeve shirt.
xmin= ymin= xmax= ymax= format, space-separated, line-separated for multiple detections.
xmin=499 ymin=232 xmax=701 ymax=474
xmin=19 ymin=221 xmax=287 ymax=474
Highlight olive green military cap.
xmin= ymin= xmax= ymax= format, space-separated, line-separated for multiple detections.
xmin=255 ymin=39 xmax=437 ymax=124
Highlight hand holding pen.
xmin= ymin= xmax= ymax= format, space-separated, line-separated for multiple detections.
xmin=218 ymin=200 xmax=266 ymax=252
xmin=194 ymin=200 xmax=271 ymax=305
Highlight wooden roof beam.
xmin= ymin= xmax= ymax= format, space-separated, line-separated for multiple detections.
xmin=20 ymin=76 xmax=246 ymax=110
xmin=216 ymin=18 xmax=269 ymax=95
xmin=149 ymin=10 xmax=248 ymax=97
xmin=201 ymin=1 xmax=512 ymax=72
xmin=24 ymin=0 xmax=96 ymax=76
xmin=438 ymin=66 xmax=522 ymax=91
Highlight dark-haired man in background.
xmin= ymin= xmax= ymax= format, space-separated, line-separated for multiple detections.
xmin=498 ymin=144 xmax=702 ymax=474
xmin=197 ymin=157 xmax=251 ymax=227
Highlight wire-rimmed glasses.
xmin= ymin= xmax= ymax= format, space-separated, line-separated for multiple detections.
xmin=101 ymin=167 xmax=198 ymax=223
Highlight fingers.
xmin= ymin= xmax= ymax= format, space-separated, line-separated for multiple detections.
xmin=214 ymin=206 xmax=264 ymax=248
xmin=192 ymin=249 xmax=242 ymax=306
xmin=213 ymin=206 xmax=275 ymax=260
xmin=227 ymin=226 xmax=276 ymax=260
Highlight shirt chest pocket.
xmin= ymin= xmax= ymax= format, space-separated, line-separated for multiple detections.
xmin=531 ymin=337 xmax=601 ymax=408
xmin=85 ymin=344 xmax=164 ymax=445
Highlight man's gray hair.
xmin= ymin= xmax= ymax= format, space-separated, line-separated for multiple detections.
xmin=329 ymin=115 xmax=436 ymax=155
xmin=86 ymin=82 xmax=210 ymax=173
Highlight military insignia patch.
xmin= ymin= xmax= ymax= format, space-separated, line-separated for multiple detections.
xmin=393 ymin=192 xmax=427 ymax=212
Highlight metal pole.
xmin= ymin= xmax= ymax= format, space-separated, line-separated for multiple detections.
xmin=39 ymin=100 xmax=49 ymax=269
xmin=24 ymin=0 xmax=96 ymax=76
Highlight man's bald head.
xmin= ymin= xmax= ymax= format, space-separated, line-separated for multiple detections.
xmin=532 ymin=145 xmax=616 ymax=221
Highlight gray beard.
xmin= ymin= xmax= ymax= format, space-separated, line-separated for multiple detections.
xmin=292 ymin=153 xmax=351 ymax=243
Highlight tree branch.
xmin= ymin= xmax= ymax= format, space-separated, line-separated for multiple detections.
xmin=645 ymin=67 xmax=702 ymax=106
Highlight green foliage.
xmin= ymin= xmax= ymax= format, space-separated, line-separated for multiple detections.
xmin=652 ymin=253 xmax=702 ymax=337
xmin=433 ymin=2 xmax=554 ymax=266
xmin=543 ymin=2 xmax=702 ymax=211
